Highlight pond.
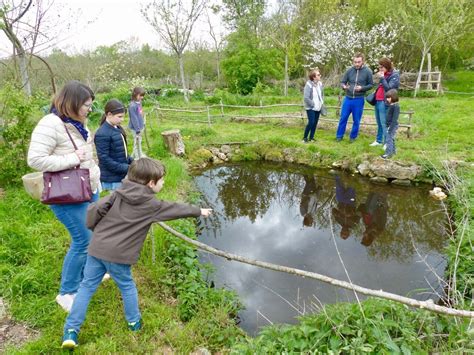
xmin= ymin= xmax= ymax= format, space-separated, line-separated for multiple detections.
xmin=194 ymin=162 xmax=448 ymax=335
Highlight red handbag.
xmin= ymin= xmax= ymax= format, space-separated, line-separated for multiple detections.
xmin=40 ymin=123 xmax=93 ymax=204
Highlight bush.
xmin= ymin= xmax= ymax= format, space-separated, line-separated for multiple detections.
xmin=0 ymin=83 xmax=36 ymax=186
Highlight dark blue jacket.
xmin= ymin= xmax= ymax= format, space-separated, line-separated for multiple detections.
xmin=95 ymin=122 xmax=132 ymax=183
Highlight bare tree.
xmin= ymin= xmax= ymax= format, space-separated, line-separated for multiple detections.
xmin=142 ymin=0 xmax=208 ymax=102
xmin=1 ymin=0 xmax=76 ymax=95
xmin=264 ymin=0 xmax=299 ymax=96
xmin=395 ymin=0 xmax=470 ymax=97
xmin=206 ymin=6 xmax=226 ymax=86
xmin=1 ymin=0 xmax=33 ymax=95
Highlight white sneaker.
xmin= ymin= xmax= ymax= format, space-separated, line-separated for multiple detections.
xmin=383 ymin=144 xmax=387 ymax=150
xmin=369 ymin=141 xmax=381 ymax=146
xmin=102 ymin=273 xmax=111 ymax=282
xmin=56 ymin=293 xmax=76 ymax=312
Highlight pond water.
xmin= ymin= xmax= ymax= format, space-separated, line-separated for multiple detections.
xmin=194 ymin=162 xmax=447 ymax=335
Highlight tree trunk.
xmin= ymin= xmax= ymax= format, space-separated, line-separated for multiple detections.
xmin=178 ymin=54 xmax=189 ymax=103
xmin=414 ymin=48 xmax=427 ymax=98
xmin=18 ymin=52 xmax=32 ymax=96
xmin=284 ymin=52 xmax=289 ymax=96
xmin=216 ymin=51 xmax=221 ymax=87
xmin=161 ymin=129 xmax=185 ymax=156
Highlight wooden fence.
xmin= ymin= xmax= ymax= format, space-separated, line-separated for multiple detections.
xmin=150 ymin=99 xmax=415 ymax=138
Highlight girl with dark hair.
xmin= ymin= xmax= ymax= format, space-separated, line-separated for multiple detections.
xmin=370 ymin=57 xmax=400 ymax=148
xmin=95 ymin=99 xmax=133 ymax=191
xmin=28 ymin=80 xmax=100 ymax=312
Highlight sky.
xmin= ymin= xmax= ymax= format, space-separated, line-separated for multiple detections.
xmin=0 ymin=0 xmax=229 ymax=57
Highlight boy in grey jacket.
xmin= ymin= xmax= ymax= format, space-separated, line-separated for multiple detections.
xmin=61 ymin=158 xmax=212 ymax=349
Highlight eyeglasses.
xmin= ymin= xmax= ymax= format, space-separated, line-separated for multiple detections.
xmin=82 ymin=102 xmax=94 ymax=109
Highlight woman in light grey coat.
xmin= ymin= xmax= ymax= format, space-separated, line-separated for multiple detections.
xmin=303 ymin=69 xmax=324 ymax=142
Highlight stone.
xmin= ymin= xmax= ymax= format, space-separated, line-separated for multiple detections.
xmin=220 ymin=145 xmax=232 ymax=154
xmin=391 ymin=179 xmax=411 ymax=186
xmin=370 ymin=176 xmax=388 ymax=184
xmin=370 ymin=159 xmax=421 ymax=180
xmin=217 ymin=152 xmax=227 ymax=161
xmin=209 ymin=147 xmax=220 ymax=156
xmin=357 ymin=161 xmax=371 ymax=176
xmin=332 ymin=161 xmax=342 ymax=168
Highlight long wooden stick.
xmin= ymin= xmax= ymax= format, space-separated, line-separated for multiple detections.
xmin=157 ymin=222 xmax=474 ymax=319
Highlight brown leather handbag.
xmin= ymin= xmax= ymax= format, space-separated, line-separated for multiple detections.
xmin=40 ymin=123 xmax=92 ymax=205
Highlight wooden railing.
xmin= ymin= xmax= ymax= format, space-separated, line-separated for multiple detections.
xmin=150 ymin=100 xmax=415 ymax=138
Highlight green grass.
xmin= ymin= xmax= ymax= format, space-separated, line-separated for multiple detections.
xmin=1 ymin=72 xmax=473 ymax=352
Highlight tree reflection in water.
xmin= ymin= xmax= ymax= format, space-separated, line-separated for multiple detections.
xmin=196 ymin=162 xmax=446 ymax=263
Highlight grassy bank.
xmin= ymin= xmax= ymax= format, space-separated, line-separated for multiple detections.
xmin=1 ymin=76 xmax=473 ymax=352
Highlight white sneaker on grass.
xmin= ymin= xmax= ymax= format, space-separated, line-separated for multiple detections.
xmin=55 ymin=293 xmax=76 ymax=312
xmin=369 ymin=141 xmax=381 ymax=146
xmin=383 ymin=144 xmax=387 ymax=150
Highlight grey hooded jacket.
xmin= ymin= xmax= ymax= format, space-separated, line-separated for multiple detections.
xmin=87 ymin=179 xmax=201 ymax=265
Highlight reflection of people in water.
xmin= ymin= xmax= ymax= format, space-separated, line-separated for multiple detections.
xmin=332 ymin=175 xmax=360 ymax=239
xmin=358 ymin=192 xmax=387 ymax=246
xmin=300 ymin=175 xmax=320 ymax=227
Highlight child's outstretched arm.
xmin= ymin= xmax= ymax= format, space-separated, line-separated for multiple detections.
xmin=200 ymin=208 xmax=213 ymax=217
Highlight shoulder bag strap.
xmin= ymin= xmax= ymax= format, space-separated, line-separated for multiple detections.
xmin=63 ymin=123 xmax=80 ymax=168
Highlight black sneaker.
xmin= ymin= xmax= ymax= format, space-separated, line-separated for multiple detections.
xmin=380 ymin=154 xmax=389 ymax=160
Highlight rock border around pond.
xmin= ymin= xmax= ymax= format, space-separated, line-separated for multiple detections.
xmin=190 ymin=145 xmax=426 ymax=185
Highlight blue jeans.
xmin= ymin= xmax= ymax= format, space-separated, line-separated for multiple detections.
xmin=303 ymin=110 xmax=321 ymax=141
xmin=64 ymin=255 xmax=141 ymax=333
xmin=50 ymin=192 xmax=99 ymax=295
xmin=101 ymin=181 xmax=122 ymax=191
xmin=336 ymin=96 xmax=365 ymax=140
xmin=385 ymin=124 xmax=398 ymax=156
xmin=374 ymin=100 xmax=388 ymax=144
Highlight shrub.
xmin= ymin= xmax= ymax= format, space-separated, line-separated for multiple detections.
xmin=0 ymin=83 xmax=36 ymax=186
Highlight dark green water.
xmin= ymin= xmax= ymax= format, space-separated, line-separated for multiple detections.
xmin=194 ymin=162 xmax=447 ymax=335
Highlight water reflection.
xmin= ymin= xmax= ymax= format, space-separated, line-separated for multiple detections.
xmin=333 ymin=175 xmax=360 ymax=240
xmin=195 ymin=162 xmax=447 ymax=335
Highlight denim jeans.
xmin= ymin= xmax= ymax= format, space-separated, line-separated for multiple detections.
xmin=64 ymin=255 xmax=141 ymax=333
xmin=336 ymin=96 xmax=365 ymax=140
xmin=50 ymin=192 xmax=99 ymax=295
xmin=374 ymin=100 xmax=388 ymax=144
xmin=385 ymin=124 xmax=398 ymax=156
xmin=303 ymin=110 xmax=321 ymax=141
xmin=101 ymin=181 xmax=122 ymax=191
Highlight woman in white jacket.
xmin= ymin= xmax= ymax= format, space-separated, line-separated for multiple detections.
xmin=28 ymin=81 xmax=100 ymax=312
xmin=302 ymin=69 xmax=324 ymax=143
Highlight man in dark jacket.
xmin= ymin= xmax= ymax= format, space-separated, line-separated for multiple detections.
xmin=336 ymin=53 xmax=373 ymax=142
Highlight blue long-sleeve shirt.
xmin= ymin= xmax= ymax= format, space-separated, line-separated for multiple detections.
xmin=128 ymin=101 xmax=144 ymax=133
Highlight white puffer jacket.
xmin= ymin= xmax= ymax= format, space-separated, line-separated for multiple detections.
xmin=27 ymin=113 xmax=101 ymax=192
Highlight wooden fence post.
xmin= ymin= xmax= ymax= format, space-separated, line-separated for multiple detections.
xmin=220 ymin=99 xmax=224 ymax=118
xmin=407 ymin=110 xmax=413 ymax=138
xmin=336 ymin=95 xmax=342 ymax=118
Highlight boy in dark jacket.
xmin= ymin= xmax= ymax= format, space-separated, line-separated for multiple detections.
xmin=61 ymin=158 xmax=212 ymax=349
xmin=381 ymin=89 xmax=400 ymax=159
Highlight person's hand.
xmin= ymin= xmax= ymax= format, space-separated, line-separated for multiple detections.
xmin=355 ymin=85 xmax=362 ymax=91
xmin=377 ymin=71 xmax=384 ymax=78
xmin=200 ymin=208 xmax=213 ymax=217
xmin=342 ymin=84 xmax=350 ymax=90
xmin=75 ymin=148 xmax=86 ymax=162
